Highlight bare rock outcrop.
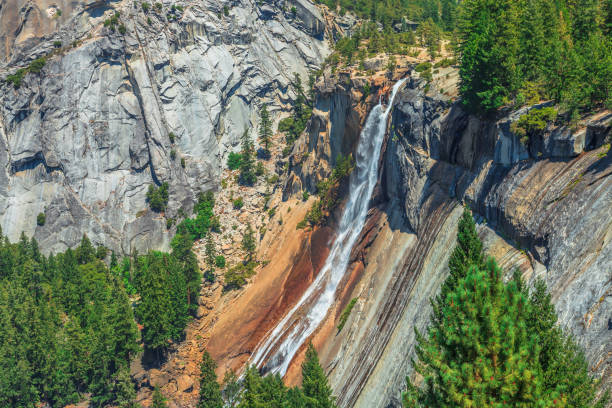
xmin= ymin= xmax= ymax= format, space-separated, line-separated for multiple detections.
xmin=0 ymin=0 xmax=329 ymax=253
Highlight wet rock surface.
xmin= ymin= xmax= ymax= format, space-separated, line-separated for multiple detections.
xmin=320 ymin=76 xmax=611 ymax=407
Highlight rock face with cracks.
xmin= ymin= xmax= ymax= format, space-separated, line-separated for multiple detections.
xmin=0 ymin=0 xmax=329 ymax=253
xmin=315 ymin=76 xmax=612 ymax=408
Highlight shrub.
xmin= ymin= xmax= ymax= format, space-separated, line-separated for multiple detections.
xmin=511 ymin=107 xmax=557 ymax=145
xmin=166 ymin=218 xmax=174 ymax=229
xmin=174 ymin=191 xmax=216 ymax=242
xmin=267 ymin=174 xmax=279 ymax=185
xmin=362 ymin=82 xmax=371 ymax=99
xmin=278 ymin=117 xmax=294 ymax=133
xmin=53 ymin=41 xmax=62 ymax=48
xmin=28 ymin=57 xmax=46 ymax=73
xmin=302 ymin=190 xmax=310 ymax=201
xmin=223 ymin=5 xmax=229 ymax=16
xmin=169 ymin=132 xmax=175 ymax=143
xmin=154 ymin=2 xmax=162 ymax=10
xmin=227 ymin=152 xmax=242 ymax=170
xmin=6 ymin=69 xmax=26 ymax=88
xmin=232 ymin=197 xmax=244 ymax=209
xmin=337 ymin=298 xmax=358 ymax=332
xmin=433 ymin=58 xmax=456 ymax=68
xmin=299 ymin=154 xmax=354 ymax=228
xmin=118 ymin=24 xmax=126 ymax=34
xmin=215 ymin=255 xmax=226 ymax=268
xmin=223 ymin=261 xmax=257 ymax=291
xmin=414 ymin=62 xmax=432 ymax=72
xmin=180 ymin=157 xmax=186 ymax=168
xmin=37 ymin=212 xmax=46 ymax=226
xmin=170 ymin=149 xmax=176 ymax=160
xmin=255 ymin=161 xmax=265 ymax=176
xmin=419 ymin=69 xmax=432 ymax=82
xmin=204 ymin=270 xmax=215 ymax=283
xmin=141 ymin=2 xmax=150 ymax=12
xmin=146 ymin=182 xmax=169 ymax=212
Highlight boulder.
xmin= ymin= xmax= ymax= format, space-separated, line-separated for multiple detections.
xmin=175 ymin=374 xmax=194 ymax=393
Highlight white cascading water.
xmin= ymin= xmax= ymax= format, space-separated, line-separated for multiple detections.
xmin=250 ymin=78 xmax=407 ymax=376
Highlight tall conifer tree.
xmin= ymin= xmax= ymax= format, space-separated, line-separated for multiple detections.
xmin=301 ymin=343 xmax=336 ymax=408
xmin=198 ymin=351 xmax=223 ymax=408
xmin=259 ymin=104 xmax=273 ymax=158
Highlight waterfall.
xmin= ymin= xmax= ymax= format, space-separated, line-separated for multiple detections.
xmin=250 ymin=78 xmax=407 ymax=376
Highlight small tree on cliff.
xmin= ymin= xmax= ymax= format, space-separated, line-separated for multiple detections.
xmin=241 ymin=223 xmax=256 ymax=261
xmin=302 ymin=343 xmax=336 ymax=408
xmin=239 ymin=130 xmax=256 ymax=186
xmin=259 ymin=104 xmax=273 ymax=158
xmin=198 ymin=351 xmax=223 ymax=408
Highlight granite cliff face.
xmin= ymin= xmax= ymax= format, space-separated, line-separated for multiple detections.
xmin=0 ymin=0 xmax=329 ymax=254
xmin=312 ymin=75 xmax=612 ymax=407
xmin=2 ymin=2 xmax=610 ymax=405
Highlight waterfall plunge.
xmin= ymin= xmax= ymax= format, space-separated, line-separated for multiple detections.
xmin=250 ymin=78 xmax=407 ymax=376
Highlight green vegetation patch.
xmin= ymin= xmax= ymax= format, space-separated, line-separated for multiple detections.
xmin=224 ymin=261 xmax=257 ymax=291
xmin=511 ymin=107 xmax=557 ymax=145
xmin=337 ymin=297 xmax=358 ymax=332
xmin=298 ymin=154 xmax=354 ymax=229
xmin=146 ymin=182 xmax=169 ymax=212
xmin=4 ymin=57 xmax=47 ymax=88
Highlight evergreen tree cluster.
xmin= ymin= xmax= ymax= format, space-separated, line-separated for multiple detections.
xmin=146 ymin=182 xmax=170 ymax=212
xmin=176 ymin=191 xmax=220 ymax=242
xmin=404 ymin=208 xmax=607 ymax=407
xmin=197 ymin=344 xmax=337 ymax=408
xmin=458 ymin=0 xmax=612 ymax=114
xmin=0 ymin=233 xmax=139 ymax=407
xmin=132 ymin=250 xmax=197 ymax=353
xmin=239 ymin=129 xmax=257 ymax=186
xmin=314 ymin=0 xmax=458 ymax=30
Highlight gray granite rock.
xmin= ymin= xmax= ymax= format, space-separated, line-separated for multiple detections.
xmin=0 ymin=0 xmax=329 ymax=253
xmin=323 ymin=78 xmax=611 ymax=407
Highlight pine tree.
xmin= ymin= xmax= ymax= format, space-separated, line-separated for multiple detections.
xmin=198 ymin=351 xmax=223 ymax=408
xmin=404 ymin=259 xmax=554 ymax=407
xmin=237 ymin=366 xmax=263 ymax=408
xmin=239 ymin=130 xmax=256 ymax=186
xmin=301 ymin=343 xmax=336 ymax=408
xmin=259 ymin=104 xmax=272 ymax=158
xmin=524 ymin=278 xmax=609 ymax=408
xmin=205 ymin=234 xmax=216 ymax=272
xmin=113 ymin=365 xmax=139 ymax=408
xmin=76 ymin=234 xmax=95 ymax=264
xmin=241 ymin=223 xmax=256 ymax=261
xmin=293 ymin=73 xmax=305 ymax=119
xmin=222 ymin=369 xmax=241 ymax=407
xmin=458 ymin=0 xmax=521 ymax=113
xmin=152 ymin=386 xmax=168 ymax=408
xmin=405 ymin=212 xmax=606 ymax=407
xmin=438 ymin=206 xmax=484 ymax=302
